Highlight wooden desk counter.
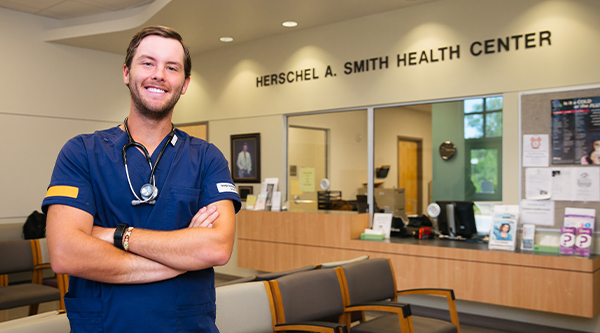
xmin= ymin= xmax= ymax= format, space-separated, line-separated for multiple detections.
xmin=237 ymin=210 xmax=600 ymax=318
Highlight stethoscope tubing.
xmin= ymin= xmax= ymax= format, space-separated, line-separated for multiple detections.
xmin=122 ymin=117 xmax=175 ymax=206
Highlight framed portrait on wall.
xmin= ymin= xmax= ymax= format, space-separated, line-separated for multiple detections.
xmin=231 ymin=133 xmax=261 ymax=183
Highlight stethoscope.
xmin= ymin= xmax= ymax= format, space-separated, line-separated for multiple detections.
xmin=122 ymin=117 xmax=176 ymax=206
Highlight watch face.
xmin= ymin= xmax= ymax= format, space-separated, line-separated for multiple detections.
xmin=439 ymin=141 xmax=456 ymax=160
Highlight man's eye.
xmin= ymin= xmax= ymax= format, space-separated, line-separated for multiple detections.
xmin=143 ymin=62 xmax=152 ymax=66
xmin=167 ymin=66 xmax=177 ymax=71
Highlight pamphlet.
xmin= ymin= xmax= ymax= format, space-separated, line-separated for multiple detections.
xmin=521 ymin=224 xmax=535 ymax=251
xmin=372 ymin=213 xmax=393 ymax=239
xmin=559 ymin=226 xmax=576 ymax=255
xmin=488 ymin=205 xmax=519 ymax=251
xmin=575 ymin=228 xmax=593 ymax=257
xmin=563 ymin=207 xmax=595 ymax=257
xmin=271 ymin=192 xmax=281 ymax=211
xmin=254 ymin=193 xmax=267 ymax=211
xmin=245 ymin=195 xmax=257 ymax=210
xmin=563 ymin=207 xmax=595 ymax=230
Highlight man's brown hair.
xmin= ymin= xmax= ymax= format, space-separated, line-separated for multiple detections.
xmin=125 ymin=26 xmax=192 ymax=79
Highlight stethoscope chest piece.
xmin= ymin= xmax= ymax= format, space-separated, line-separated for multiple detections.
xmin=122 ymin=117 xmax=175 ymax=206
xmin=140 ymin=183 xmax=158 ymax=201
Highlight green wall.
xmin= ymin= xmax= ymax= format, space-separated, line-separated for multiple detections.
xmin=432 ymin=101 xmax=466 ymax=202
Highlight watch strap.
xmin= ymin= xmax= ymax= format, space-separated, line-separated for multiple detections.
xmin=114 ymin=223 xmax=129 ymax=250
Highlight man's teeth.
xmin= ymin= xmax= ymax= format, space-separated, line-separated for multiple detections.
xmin=147 ymin=87 xmax=166 ymax=93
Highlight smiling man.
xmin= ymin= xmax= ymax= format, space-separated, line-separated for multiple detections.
xmin=42 ymin=26 xmax=241 ymax=332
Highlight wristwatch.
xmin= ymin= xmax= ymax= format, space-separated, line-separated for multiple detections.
xmin=114 ymin=223 xmax=130 ymax=250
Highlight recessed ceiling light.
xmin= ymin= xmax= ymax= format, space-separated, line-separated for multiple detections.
xmin=220 ymin=36 xmax=234 ymax=43
xmin=282 ymin=21 xmax=298 ymax=28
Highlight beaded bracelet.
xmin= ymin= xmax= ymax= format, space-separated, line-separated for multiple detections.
xmin=123 ymin=227 xmax=134 ymax=252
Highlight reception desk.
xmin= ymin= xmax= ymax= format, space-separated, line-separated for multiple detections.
xmin=237 ymin=210 xmax=600 ymax=318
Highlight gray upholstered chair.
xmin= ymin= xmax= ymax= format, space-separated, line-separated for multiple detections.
xmin=338 ymin=258 xmax=459 ymax=333
xmin=215 ymin=274 xmax=257 ymax=287
xmin=255 ymin=264 xmax=318 ymax=281
xmin=31 ymin=238 xmax=68 ymax=312
xmin=0 ymin=223 xmax=25 ymax=288
xmin=0 ymin=310 xmax=69 ymax=333
xmin=318 ymin=255 xmax=370 ymax=269
xmin=0 ymin=240 xmax=61 ymax=315
xmin=269 ymin=268 xmax=349 ymax=333
xmin=216 ymin=281 xmax=276 ymax=333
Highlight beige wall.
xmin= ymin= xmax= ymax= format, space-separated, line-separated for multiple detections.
xmin=0 ymin=8 xmax=129 ymax=223
xmin=288 ymin=111 xmax=369 ymax=201
xmin=175 ymin=0 xmax=600 ymax=123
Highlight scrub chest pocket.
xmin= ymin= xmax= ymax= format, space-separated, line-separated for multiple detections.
xmin=168 ymin=187 xmax=202 ymax=229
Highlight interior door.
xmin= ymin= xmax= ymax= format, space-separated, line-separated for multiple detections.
xmin=288 ymin=126 xmax=327 ymax=210
xmin=398 ymin=138 xmax=422 ymax=215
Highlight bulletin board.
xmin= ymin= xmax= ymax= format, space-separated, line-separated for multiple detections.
xmin=521 ymin=87 xmax=600 ymax=230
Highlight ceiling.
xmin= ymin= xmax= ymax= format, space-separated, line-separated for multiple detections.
xmin=0 ymin=0 xmax=440 ymax=56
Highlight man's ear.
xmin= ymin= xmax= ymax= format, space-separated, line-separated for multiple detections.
xmin=180 ymin=76 xmax=191 ymax=95
xmin=123 ymin=64 xmax=130 ymax=85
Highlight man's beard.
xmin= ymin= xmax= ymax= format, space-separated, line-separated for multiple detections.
xmin=129 ymin=84 xmax=182 ymax=121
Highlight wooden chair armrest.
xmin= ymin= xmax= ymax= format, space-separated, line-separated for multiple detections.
xmin=396 ymin=288 xmax=455 ymax=300
xmin=274 ymin=321 xmax=348 ymax=333
xmin=346 ymin=302 xmax=413 ymax=333
xmin=396 ymin=288 xmax=460 ymax=332
xmin=346 ymin=301 xmax=412 ymax=318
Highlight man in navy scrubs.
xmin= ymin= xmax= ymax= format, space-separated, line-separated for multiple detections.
xmin=42 ymin=26 xmax=241 ymax=332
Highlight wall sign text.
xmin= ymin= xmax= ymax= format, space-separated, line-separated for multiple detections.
xmin=255 ymin=30 xmax=551 ymax=88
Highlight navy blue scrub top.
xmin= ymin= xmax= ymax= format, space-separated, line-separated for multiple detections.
xmin=43 ymin=126 xmax=241 ymax=332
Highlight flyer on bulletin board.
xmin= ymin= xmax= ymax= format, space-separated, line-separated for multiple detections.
xmin=551 ymin=97 xmax=600 ymax=165
xmin=523 ymin=134 xmax=549 ymax=167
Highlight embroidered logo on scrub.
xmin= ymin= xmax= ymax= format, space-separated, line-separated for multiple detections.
xmin=217 ymin=183 xmax=237 ymax=193
xmin=45 ymin=185 xmax=79 ymax=198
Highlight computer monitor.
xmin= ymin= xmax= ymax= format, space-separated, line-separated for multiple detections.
xmin=436 ymin=201 xmax=477 ymax=238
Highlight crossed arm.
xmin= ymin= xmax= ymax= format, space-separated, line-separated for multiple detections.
xmin=46 ymin=199 xmax=236 ymax=284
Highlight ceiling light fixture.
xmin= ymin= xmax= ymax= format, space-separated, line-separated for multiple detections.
xmin=282 ymin=21 xmax=298 ymax=28
xmin=220 ymin=36 xmax=234 ymax=43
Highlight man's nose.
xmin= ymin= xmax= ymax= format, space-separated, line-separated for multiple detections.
xmin=152 ymin=67 xmax=166 ymax=81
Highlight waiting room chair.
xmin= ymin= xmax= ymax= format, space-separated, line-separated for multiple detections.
xmin=0 ymin=310 xmax=69 ymax=333
xmin=216 ymin=281 xmax=276 ymax=333
xmin=0 ymin=240 xmax=61 ymax=316
xmin=215 ymin=274 xmax=257 ymax=287
xmin=338 ymin=258 xmax=459 ymax=333
xmin=269 ymin=268 xmax=349 ymax=333
xmin=31 ymin=238 xmax=68 ymax=312
xmin=255 ymin=264 xmax=318 ymax=281
xmin=318 ymin=255 xmax=370 ymax=269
